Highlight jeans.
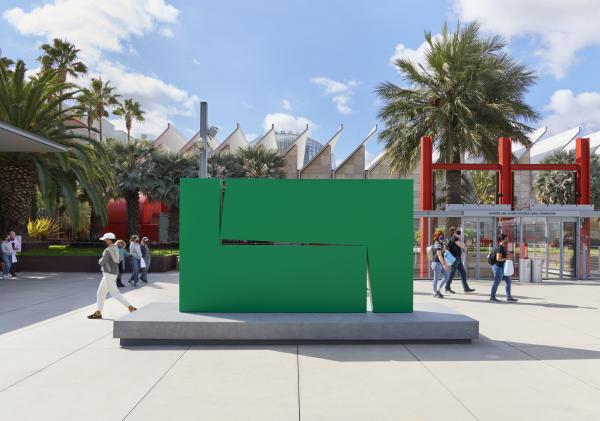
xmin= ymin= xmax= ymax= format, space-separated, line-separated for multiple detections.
xmin=140 ymin=257 xmax=151 ymax=282
xmin=446 ymin=258 xmax=471 ymax=291
xmin=95 ymin=272 xmax=131 ymax=311
xmin=491 ymin=264 xmax=512 ymax=298
xmin=2 ymin=253 xmax=11 ymax=277
xmin=130 ymin=257 xmax=140 ymax=286
xmin=431 ymin=261 xmax=449 ymax=293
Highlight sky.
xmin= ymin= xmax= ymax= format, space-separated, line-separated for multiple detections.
xmin=1 ymin=0 xmax=600 ymax=162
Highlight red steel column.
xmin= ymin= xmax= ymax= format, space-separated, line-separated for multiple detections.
xmin=498 ymin=137 xmax=513 ymax=208
xmin=576 ymin=137 xmax=591 ymax=279
xmin=420 ymin=136 xmax=433 ymax=277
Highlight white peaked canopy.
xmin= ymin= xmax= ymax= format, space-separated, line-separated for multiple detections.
xmin=564 ymin=130 xmax=600 ymax=155
xmin=255 ymin=125 xmax=278 ymax=151
xmin=215 ymin=124 xmax=248 ymax=154
xmin=282 ymin=125 xmax=309 ymax=170
xmin=530 ymin=127 xmax=580 ymax=163
xmin=513 ymin=126 xmax=547 ymax=160
xmin=0 ymin=121 xmax=66 ymax=152
xmin=335 ymin=125 xmax=376 ymax=171
xmin=154 ymin=123 xmax=187 ymax=152
xmin=303 ymin=125 xmax=343 ymax=171
xmin=179 ymin=130 xmax=220 ymax=154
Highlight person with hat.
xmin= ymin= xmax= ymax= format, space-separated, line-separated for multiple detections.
xmin=87 ymin=232 xmax=137 ymax=319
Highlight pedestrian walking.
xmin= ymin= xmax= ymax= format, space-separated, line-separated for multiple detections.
xmin=128 ymin=235 xmax=142 ymax=287
xmin=140 ymin=236 xmax=151 ymax=283
xmin=431 ymin=229 xmax=450 ymax=298
xmin=1 ymin=234 xmax=13 ymax=279
xmin=445 ymin=226 xmax=475 ymax=294
xmin=87 ymin=233 xmax=137 ymax=319
xmin=490 ymin=233 xmax=518 ymax=303
xmin=8 ymin=231 xmax=21 ymax=278
xmin=115 ymin=239 xmax=128 ymax=288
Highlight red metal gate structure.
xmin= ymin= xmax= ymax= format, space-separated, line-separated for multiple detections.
xmin=419 ymin=136 xmax=591 ymax=278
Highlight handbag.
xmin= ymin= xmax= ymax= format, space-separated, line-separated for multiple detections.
xmin=443 ymin=250 xmax=456 ymax=266
xmin=140 ymin=257 xmax=147 ymax=269
xmin=503 ymin=259 xmax=514 ymax=276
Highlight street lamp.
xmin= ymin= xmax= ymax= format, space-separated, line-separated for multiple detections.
xmin=198 ymin=101 xmax=208 ymax=178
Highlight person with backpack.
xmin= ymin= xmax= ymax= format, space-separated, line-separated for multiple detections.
xmin=430 ymin=229 xmax=450 ymax=298
xmin=490 ymin=233 xmax=518 ymax=303
xmin=445 ymin=226 xmax=475 ymax=294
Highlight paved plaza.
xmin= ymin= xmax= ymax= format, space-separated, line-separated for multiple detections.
xmin=0 ymin=272 xmax=599 ymax=420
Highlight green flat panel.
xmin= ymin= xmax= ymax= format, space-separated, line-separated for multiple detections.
xmin=180 ymin=178 xmax=413 ymax=313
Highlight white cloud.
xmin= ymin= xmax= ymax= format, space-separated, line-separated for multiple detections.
xmin=453 ymin=0 xmax=600 ymax=78
xmin=390 ymin=40 xmax=430 ymax=67
xmin=541 ymin=89 xmax=600 ymax=135
xmin=311 ymin=76 xmax=359 ymax=114
xmin=192 ymin=58 xmax=201 ymax=66
xmin=281 ymin=99 xmax=292 ymax=110
xmin=159 ymin=27 xmax=174 ymax=38
xmin=2 ymin=0 xmax=196 ymax=137
xmin=263 ymin=113 xmax=318 ymax=133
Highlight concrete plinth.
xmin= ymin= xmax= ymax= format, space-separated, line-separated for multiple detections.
xmin=114 ymin=302 xmax=479 ymax=345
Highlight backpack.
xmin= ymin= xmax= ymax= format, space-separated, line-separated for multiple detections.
xmin=487 ymin=250 xmax=497 ymax=266
xmin=427 ymin=245 xmax=435 ymax=261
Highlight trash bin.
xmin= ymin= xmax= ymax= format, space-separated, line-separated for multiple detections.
xmin=519 ymin=258 xmax=531 ymax=283
xmin=531 ymin=259 xmax=543 ymax=283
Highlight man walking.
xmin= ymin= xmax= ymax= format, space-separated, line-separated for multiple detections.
xmin=445 ymin=226 xmax=475 ymax=294
xmin=8 ymin=231 xmax=21 ymax=278
xmin=87 ymin=233 xmax=137 ymax=319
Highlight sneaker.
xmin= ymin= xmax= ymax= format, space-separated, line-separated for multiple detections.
xmin=434 ymin=291 xmax=444 ymax=298
xmin=445 ymin=288 xmax=456 ymax=294
xmin=489 ymin=297 xmax=502 ymax=303
xmin=464 ymin=288 xmax=475 ymax=293
xmin=87 ymin=312 xmax=102 ymax=319
xmin=507 ymin=297 xmax=519 ymax=302
xmin=117 ymin=282 xmax=125 ymax=288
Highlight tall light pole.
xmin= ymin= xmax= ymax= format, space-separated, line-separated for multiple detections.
xmin=198 ymin=101 xmax=208 ymax=178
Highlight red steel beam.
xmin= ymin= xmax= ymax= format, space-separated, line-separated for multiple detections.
xmin=420 ymin=136 xmax=433 ymax=278
xmin=512 ymin=164 xmax=578 ymax=171
xmin=498 ymin=137 xmax=513 ymax=207
xmin=431 ymin=163 xmax=500 ymax=171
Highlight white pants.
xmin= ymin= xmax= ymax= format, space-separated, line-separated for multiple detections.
xmin=96 ymin=272 xmax=131 ymax=312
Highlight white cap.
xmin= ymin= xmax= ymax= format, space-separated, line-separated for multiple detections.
xmin=99 ymin=232 xmax=116 ymax=241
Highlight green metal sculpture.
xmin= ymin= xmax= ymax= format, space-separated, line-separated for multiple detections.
xmin=180 ymin=178 xmax=413 ymax=313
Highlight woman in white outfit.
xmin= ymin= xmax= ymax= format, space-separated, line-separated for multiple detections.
xmin=87 ymin=233 xmax=137 ymax=319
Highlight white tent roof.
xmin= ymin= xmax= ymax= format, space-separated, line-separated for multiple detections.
xmin=530 ymin=127 xmax=580 ymax=163
xmin=215 ymin=124 xmax=248 ymax=154
xmin=563 ymin=130 xmax=600 ymax=155
xmin=255 ymin=125 xmax=278 ymax=151
xmin=0 ymin=121 xmax=67 ymax=152
xmin=513 ymin=126 xmax=547 ymax=159
xmin=336 ymin=125 xmax=377 ymax=171
xmin=154 ymin=123 xmax=187 ymax=152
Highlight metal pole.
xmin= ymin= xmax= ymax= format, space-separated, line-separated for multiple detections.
xmin=198 ymin=101 xmax=208 ymax=178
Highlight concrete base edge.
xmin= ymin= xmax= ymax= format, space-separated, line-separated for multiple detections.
xmin=114 ymin=302 xmax=479 ymax=345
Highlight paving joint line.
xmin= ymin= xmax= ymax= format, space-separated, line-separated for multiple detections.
xmin=296 ymin=344 xmax=301 ymax=421
xmin=122 ymin=346 xmax=190 ymax=420
xmin=0 ymin=331 xmax=112 ymax=393
xmin=403 ymin=344 xmax=480 ymax=421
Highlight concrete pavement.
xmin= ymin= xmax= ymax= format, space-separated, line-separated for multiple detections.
xmin=1 ymin=272 xmax=600 ymax=420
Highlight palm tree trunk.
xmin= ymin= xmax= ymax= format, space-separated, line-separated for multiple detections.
xmin=445 ymin=147 xmax=462 ymax=229
xmin=99 ymin=117 xmax=103 ymax=141
xmin=168 ymin=204 xmax=179 ymax=241
xmin=0 ymin=161 xmax=36 ymax=234
xmin=125 ymin=191 xmax=140 ymax=238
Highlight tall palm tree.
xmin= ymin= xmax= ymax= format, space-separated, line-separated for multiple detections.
xmin=108 ymin=140 xmax=158 ymax=237
xmin=80 ymin=78 xmax=119 ymax=141
xmin=76 ymin=92 xmax=96 ymax=140
xmin=38 ymin=38 xmax=87 ymax=112
xmin=236 ymin=147 xmax=286 ymax=178
xmin=0 ymin=60 xmax=112 ymax=233
xmin=151 ymin=151 xmax=198 ymax=241
xmin=113 ymin=98 xmax=145 ymax=143
xmin=376 ymin=22 xmax=539 ymax=206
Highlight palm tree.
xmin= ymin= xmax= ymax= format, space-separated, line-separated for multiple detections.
xmin=534 ymin=150 xmax=600 ymax=208
xmin=208 ymin=152 xmax=244 ymax=178
xmin=108 ymin=140 xmax=158 ymax=237
xmin=151 ymin=151 xmax=198 ymax=241
xmin=38 ymin=38 xmax=87 ymax=112
xmin=80 ymin=78 xmax=120 ymax=141
xmin=376 ymin=21 xmax=539 ymax=206
xmin=235 ymin=147 xmax=286 ymax=178
xmin=113 ymin=98 xmax=145 ymax=143
xmin=76 ymin=92 xmax=96 ymax=140
xmin=0 ymin=60 xmax=112 ymax=232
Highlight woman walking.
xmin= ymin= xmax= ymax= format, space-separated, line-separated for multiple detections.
xmin=128 ymin=235 xmax=142 ymax=287
xmin=87 ymin=233 xmax=137 ymax=319
xmin=115 ymin=239 xmax=128 ymax=288
xmin=1 ymin=234 xmax=13 ymax=279
xmin=490 ymin=233 xmax=518 ymax=303
xmin=431 ymin=229 xmax=450 ymax=298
